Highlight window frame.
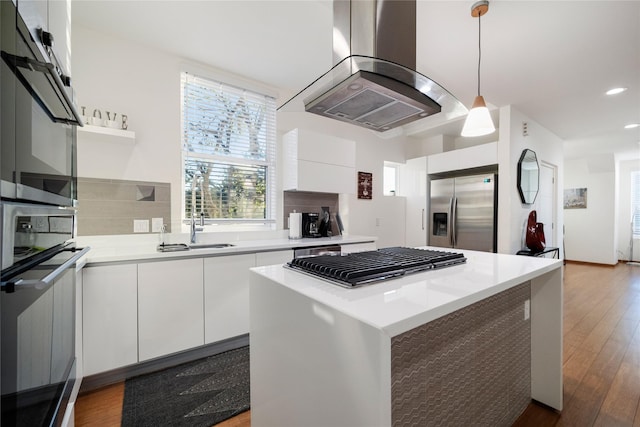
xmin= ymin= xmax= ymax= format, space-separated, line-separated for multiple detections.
xmin=180 ymin=70 xmax=277 ymax=228
xmin=632 ymin=170 xmax=640 ymax=237
xmin=383 ymin=161 xmax=400 ymax=196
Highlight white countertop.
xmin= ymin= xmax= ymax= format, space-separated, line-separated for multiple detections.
xmin=251 ymin=247 xmax=562 ymax=337
xmin=78 ymin=234 xmax=376 ymax=265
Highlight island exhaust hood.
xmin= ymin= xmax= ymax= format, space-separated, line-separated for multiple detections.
xmin=278 ymin=0 xmax=467 ymax=133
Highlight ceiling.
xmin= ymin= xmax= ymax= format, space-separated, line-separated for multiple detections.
xmin=72 ymin=1 xmax=640 ymax=159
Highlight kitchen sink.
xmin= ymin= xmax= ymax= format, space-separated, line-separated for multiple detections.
xmin=157 ymin=243 xmax=190 ymax=252
xmin=157 ymin=243 xmax=235 ymax=252
xmin=189 ymin=243 xmax=235 ymax=249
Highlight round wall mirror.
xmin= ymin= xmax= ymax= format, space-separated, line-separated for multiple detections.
xmin=517 ymin=149 xmax=539 ymax=204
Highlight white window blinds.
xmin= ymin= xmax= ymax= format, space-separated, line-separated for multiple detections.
xmin=632 ymin=171 xmax=640 ymax=236
xmin=181 ymin=72 xmax=276 ymax=222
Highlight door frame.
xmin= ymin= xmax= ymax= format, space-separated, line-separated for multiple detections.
xmin=539 ymin=161 xmax=558 ymax=250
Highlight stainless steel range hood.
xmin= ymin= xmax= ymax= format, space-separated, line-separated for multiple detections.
xmin=278 ymin=0 xmax=467 ymax=133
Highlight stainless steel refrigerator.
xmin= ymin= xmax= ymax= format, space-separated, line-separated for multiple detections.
xmin=429 ymin=173 xmax=497 ymax=252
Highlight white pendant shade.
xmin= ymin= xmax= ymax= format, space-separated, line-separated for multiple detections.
xmin=461 ymin=95 xmax=495 ymax=137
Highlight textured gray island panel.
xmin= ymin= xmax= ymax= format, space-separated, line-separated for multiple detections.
xmin=391 ymin=282 xmax=531 ymax=427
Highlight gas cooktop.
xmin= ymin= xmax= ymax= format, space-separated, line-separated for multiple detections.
xmin=286 ymin=247 xmax=466 ymax=288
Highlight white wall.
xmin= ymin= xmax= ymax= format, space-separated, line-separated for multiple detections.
xmin=74 ymin=25 xmax=409 ymax=244
xmin=617 ymin=158 xmax=640 ymax=261
xmin=73 ymin=26 xmax=182 ymax=229
xmin=563 ymin=156 xmax=617 ymax=264
xmin=73 ymin=25 xmax=278 ymax=233
xmin=497 ymin=106 xmax=564 ymax=256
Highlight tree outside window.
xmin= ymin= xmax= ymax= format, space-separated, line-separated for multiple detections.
xmin=181 ymin=72 xmax=275 ymax=224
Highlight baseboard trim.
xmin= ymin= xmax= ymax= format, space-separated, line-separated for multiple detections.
xmin=564 ymin=260 xmax=617 ymax=268
xmin=78 ymin=334 xmax=249 ymax=393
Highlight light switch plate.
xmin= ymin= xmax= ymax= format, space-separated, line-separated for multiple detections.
xmin=134 ymin=219 xmax=149 ymax=233
xmin=151 ymin=217 xmax=164 ymax=232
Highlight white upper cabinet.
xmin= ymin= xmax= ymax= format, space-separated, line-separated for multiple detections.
xmin=427 ymin=142 xmax=498 ymax=175
xmin=283 ymin=128 xmax=356 ymax=194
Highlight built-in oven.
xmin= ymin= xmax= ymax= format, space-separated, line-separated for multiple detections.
xmin=0 ymin=202 xmax=89 ymax=426
xmin=1 ymin=0 xmax=82 ymax=207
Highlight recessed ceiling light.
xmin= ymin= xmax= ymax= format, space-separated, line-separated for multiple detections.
xmin=624 ymin=123 xmax=639 ymax=129
xmin=606 ymin=87 xmax=627 ymax=95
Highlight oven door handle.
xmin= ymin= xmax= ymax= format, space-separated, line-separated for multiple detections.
xmin=1 ymin=246 xmax=90 ymax=293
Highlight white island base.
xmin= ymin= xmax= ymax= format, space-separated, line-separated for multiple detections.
xmin=249 ymin=249 xmax=563 ymax=427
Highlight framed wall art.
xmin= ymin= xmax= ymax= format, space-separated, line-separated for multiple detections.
xmin=564 ymin=188 xmax=587 ymax=209
xmin=357 ymin=171 xmax=372 ymax=200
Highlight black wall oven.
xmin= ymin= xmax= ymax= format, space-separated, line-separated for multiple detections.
xmin=1 ymin=1 xmax=85 ymax=425
xmin=1 ymin=202 xmax=88 ymax=426
xmin=1 ymin=0 xmax=82 ymax=207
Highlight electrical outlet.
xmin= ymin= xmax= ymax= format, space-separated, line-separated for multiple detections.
xmin=152 ymin=217 xmax=164 ymax=232
xmin=524 ymin=299 xmax=530 ymax=320
xmin=134 ymin=219 xmax=149 ymax=233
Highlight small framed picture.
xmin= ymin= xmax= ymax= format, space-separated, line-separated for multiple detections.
xmin=564 ymin=188 xmax=587 ymax=209
xmin=358 ymin=171 xmax=372 ymax=200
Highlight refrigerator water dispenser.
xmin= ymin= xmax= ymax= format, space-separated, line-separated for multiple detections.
xmin=433 ymin=213 xmax=448 ymax=236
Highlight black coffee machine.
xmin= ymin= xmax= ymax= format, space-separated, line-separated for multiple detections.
xmin=302 ymin=212 xmax=321 ymax=238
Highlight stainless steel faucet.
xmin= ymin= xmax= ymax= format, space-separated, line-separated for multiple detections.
xmin=190 ymin=213 xmax=204 ymax=244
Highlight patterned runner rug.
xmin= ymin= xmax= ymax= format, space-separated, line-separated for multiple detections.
xmin=122 ymin=346 xmax=249 ymax=427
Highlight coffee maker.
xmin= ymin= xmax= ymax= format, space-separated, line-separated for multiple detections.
xmin=302 ymin=212 xmax=321 ymax=238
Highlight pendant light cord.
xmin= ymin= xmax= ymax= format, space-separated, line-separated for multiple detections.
xmin=477 ymin=12 xmax=482 ymax=97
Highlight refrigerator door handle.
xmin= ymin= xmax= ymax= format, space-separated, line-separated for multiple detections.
xmin=448 ymin=197 xmax=454 ymax=247
xmin=452 ymin=197 xmax=458 ymax=247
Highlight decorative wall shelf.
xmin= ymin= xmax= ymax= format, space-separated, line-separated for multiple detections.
xmin=78 ymin=124 xmax=136 ymax=141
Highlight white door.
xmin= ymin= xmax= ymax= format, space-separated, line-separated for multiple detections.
xmin=538 ymin=163 xmax=557 ymax=248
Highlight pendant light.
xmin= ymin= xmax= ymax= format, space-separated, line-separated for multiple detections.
xmin=461 ymin=0 xmax=496 ymax=137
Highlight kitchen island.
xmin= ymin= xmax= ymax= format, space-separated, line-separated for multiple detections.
xmin=249 ymin=248 xmax=563 ymax=427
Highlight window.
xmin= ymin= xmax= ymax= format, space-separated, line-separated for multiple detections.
xmin=181 ymin=72 xmax=276 ymax=225
xmin=633 ymin=171 xmax=640 ymax=237
xmin=383 ymin=162 xmax=399 ymax=196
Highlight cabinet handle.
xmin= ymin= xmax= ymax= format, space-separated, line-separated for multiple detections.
xmin=422 ymin=209 xmax=425 ymax=230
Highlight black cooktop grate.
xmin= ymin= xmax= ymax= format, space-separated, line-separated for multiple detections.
xmin=286 ymin=247 xmax=466 ymax=288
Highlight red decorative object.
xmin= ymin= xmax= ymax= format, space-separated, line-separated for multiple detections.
xmin=526 ymin=210 xmax=546 ymax=252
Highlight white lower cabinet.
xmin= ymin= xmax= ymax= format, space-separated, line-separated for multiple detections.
xmin=83 ymin=264 xmax=138 ymax=376
xmin=137 ymin=258 xmax=204 ymax=361
xmin=204 ymin=254 xmax=255 ymax=344
xmin=82 ymin=246 xmax=360 ymax=375
xmin=255 ymin=250 xmax=294 ymax=266
xmin=203 ymin=250 xmax=293 ymax=345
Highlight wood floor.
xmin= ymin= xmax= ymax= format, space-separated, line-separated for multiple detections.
xmin=75 ymin=262 xmax=640 ymax=427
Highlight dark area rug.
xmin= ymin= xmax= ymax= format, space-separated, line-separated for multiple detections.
xmin=122 ymin=346 xmax=249 ymax=427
